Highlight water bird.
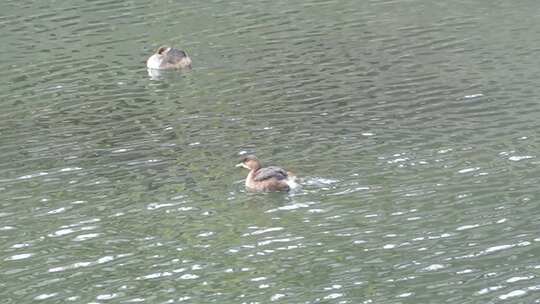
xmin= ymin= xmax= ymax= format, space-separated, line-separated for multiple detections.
xmin=236 ymin=155 xmax=297 ymax=192
xmin=146 ymin=46 xmax=192 ymax=70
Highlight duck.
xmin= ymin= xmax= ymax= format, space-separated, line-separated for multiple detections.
xmin=146 ymin=46 xmax=192 ymax=70
xmin=236 ymin=155 xmax=297 ymax=192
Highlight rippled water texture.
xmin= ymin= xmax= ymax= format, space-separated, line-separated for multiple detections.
xmin=2 ymin=0 xmax=540 ymax=303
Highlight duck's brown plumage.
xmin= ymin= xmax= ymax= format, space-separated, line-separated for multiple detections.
xmin=236 ymin=155 xmax=292 ymax=192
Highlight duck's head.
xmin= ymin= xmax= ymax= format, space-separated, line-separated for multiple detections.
xmin=156 ymin=46 xmax=169 ymax=56
xmin=235 ymin=155 xmax=261 ymax=171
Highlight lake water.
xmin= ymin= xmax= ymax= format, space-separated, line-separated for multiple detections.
xmin=1 ymin=0 xmax=540 ymax=303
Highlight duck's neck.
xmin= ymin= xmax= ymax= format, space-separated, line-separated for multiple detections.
xmin=247 ymin=167 xmax=258 ymax=178
xmin=246 ymin=167 xmax=260 ymax=186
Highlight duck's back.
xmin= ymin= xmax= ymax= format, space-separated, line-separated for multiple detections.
xmin=165 ymin=48 xmax=188 ymax=65
xmin=254 ymin=166 xmax=288 ymax=181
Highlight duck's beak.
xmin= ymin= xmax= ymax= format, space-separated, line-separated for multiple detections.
xmin=235 ymin=163 xmax=248 ymax=169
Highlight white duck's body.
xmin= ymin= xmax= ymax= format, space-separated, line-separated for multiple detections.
xmin=146 ymin=46 xmax=192 ymax=70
